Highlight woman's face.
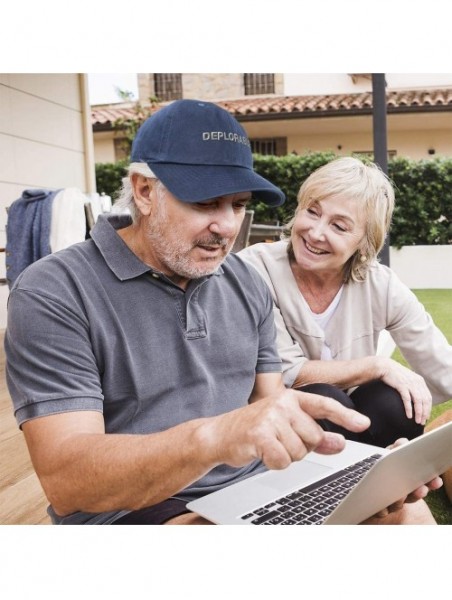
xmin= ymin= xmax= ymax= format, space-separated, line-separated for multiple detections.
xmin=291 ymin=194 xmax=367 ymax=276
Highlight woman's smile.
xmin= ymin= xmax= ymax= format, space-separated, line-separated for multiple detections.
xmin=303 ymin=238 xmax=329 ymax=256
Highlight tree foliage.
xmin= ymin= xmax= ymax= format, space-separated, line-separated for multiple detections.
xmin=95 ymin=152 xmax=452 ymax=247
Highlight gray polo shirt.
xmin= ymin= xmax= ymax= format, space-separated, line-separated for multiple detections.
xmin=5 ymin=215 xmax=281 ymax=524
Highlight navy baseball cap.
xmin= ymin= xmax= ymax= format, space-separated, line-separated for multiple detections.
xmin=130 ymin=99 xmax=285 ymax=206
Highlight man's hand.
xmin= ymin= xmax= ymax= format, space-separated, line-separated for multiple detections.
xmin=201 ymin=388 xmax=371 ymax=471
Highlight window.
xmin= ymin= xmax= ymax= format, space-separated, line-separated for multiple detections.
xmin=250 ymin=137 xmax=287 ymax=156
xmin=154 ymin=74 xmax=182 ymax=101
xmin=244 ymin=73 xmax=275 ymax=95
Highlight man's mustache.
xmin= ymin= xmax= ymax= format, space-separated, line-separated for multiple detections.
xmin=194 ymin=236 xmax=229 ymax=248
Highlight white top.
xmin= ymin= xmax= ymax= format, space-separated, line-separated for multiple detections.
xmin=239 ymin=240 xmax=452 ymax=405
xmin=309 ymin=286 xmax=343 ymax=360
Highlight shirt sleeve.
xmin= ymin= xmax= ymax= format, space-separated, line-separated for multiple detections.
xmin=237 ymin=257 xmax=282 ymax=375
xmin=272 ymin=303 xmax=309 ymax=386
xmin=385 ymin=271 xmax=452 ymax=404
xmin=5 ymin=285 xmax=104 ymax=427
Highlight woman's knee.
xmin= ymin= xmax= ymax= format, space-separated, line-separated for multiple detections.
xmin=351 ymin=380 xmax=424 ymax=446
xmin=296 ymin=383 xmax=355 ymax=409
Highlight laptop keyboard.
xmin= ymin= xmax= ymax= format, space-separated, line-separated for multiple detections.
xmin=241 ymin=454 xmax=382 ymax=525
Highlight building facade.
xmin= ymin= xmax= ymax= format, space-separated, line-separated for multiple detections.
xmin=92 ymin=73 xmax=452 ymax=164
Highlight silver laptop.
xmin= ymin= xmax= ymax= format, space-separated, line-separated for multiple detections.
xmin=187 ymin=421 xmax=452 ymax=525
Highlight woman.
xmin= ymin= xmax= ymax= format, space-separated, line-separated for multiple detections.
xmin=239 ymin=157 xmax=452 ymax=447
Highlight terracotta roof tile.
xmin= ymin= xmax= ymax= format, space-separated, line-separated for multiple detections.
xmin=91 ymin=104 xmax=144 ymax=127
xmin=92 ymin=89 xmax=452 ymax=129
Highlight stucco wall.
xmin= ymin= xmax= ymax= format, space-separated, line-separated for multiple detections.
xmin=0 ymin=73 xmax=93 ymax=329
xmin=243 ymin=111 xmax=452 ymax=160
xmin=94 ymin=112 xmax=452 ymax=164
xmin=390 ymin=245 xmax=452 ymax=289
xmin=94 ymin=131 xmax=118 ymax=163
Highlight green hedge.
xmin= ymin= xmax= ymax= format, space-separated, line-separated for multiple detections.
xmin=95 ymin=153 xmax=452 ymax=247
xmin=389 ymin=157 xmax=452 ymax=247
xmin=95 ymin=159 xmax=129 ymax=202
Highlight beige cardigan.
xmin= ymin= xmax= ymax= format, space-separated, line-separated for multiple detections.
xmin=239 ymin=241 xmax=452 ymax=405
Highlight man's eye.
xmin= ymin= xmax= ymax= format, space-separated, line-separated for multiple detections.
xmin=196 ymin=202 xmax=215 ymax=208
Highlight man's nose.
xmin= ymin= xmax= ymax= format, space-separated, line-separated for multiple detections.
xmin=208 ymin=206 xmax=238 ymax=238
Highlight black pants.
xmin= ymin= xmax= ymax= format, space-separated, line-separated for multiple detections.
xmin=298 ymin=380 xmax=424 ymax=448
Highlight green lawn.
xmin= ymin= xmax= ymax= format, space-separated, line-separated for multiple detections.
xmin=391 ymin=289 xmax=452 ymax=524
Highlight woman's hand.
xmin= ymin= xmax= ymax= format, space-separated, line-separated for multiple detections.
xmin=375 ymin=357 xmax=432 ymax=425
xmin=294 ymin=355 xmax=432 ymax=425
xmin=371 ymin=437 xmax=443 ymax=518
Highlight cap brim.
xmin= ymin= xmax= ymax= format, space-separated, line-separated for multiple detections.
xmin=148 ymin=163 xmax=285 ymax=207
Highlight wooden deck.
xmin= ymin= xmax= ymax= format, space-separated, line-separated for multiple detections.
xmin=0 ymin=330 xmax=51 ymax=524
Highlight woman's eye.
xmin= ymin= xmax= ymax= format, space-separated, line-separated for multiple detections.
xmin=333 ymin=223 xmax=346 ymax=232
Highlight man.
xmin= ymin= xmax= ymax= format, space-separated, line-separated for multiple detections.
xmin=5 ymin=99 xmax=439 ymax=525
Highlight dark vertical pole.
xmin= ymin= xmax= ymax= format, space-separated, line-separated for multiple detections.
xmin=372 ymin=73 xmax=390 ymax=266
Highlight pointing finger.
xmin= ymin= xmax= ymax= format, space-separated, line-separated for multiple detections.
xmin=296 ymin=391 xmax=370 ymax=433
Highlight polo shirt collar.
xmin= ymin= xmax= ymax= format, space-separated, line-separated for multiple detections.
xmin=91 ymin=214 xmax=224 ymax=282
xmin=91 ymin=214 xmax=149 ymax=280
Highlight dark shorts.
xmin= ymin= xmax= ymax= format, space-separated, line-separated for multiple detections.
xmin=112 ymin=498 xmax=189 ymax=525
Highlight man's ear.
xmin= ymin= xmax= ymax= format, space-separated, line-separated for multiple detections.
xmin=131 ymin=173 xmax=153 ymax=216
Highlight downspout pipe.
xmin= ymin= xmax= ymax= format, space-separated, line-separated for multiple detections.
xmin=79 ymin=74 xmax=97 ymax=194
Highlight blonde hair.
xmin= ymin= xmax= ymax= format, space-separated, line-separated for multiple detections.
xmin=286 ymin=157 xmax=395 ymax=282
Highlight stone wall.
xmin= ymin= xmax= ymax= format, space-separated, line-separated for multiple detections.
xmin=182 ymin=73 xmax=243 ymax=99
xmin=137 ymin=73 xmax=284 ymax=102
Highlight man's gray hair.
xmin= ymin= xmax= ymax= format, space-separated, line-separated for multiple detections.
xmin=114 ymin=162 xmax=159 ymax=224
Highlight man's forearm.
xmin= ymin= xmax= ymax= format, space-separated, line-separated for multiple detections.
xmin=23 ymin=380 xmax=372 ymax=519
xmin=24 ymin=415 xmax=218 ymax=517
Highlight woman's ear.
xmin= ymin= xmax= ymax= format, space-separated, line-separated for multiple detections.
xmin=131 ymin=173 xmax=153 ymax=216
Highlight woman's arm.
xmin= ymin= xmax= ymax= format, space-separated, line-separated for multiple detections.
xmin=385 ymin=271 xmax=452 ymax=405
xmin=293 ymin=356 xmax=381 ymax=389
xmin=294 ymin=356 xmax=432 ymax=424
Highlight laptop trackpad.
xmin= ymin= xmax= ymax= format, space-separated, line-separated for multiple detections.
xmin=256 ymin=460 xmax=333 ymax=493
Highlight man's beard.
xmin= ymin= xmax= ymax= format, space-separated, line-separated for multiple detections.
xmin=146 ymin=201 xmax=233 ymax=279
